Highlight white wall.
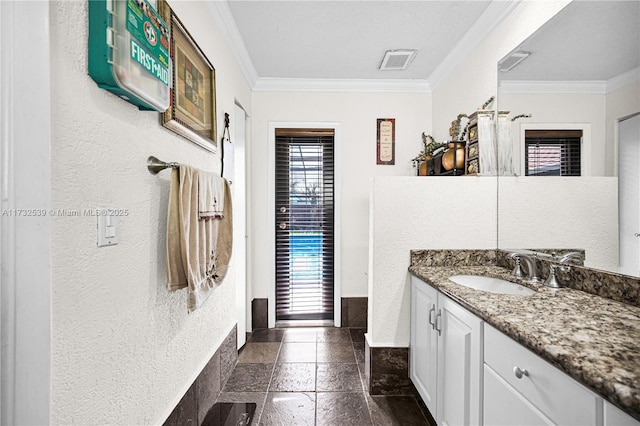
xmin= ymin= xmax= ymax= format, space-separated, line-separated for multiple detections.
xmin=498 ymin=177 xmax=619 ymax=272
xmin=368 ymin=177 xmax=497 ymax=346
xmin=606 ymin=79 xmax=640 ymax=175
xmin=499 ymin=79 xmax=640 ymax=178
xmin=366 ymin=1 xmax=571 ymax=347
xmin=49 ymin=2 xmax=251 ymax=424
xmin=501 ymin=92 xmax=605 ymax=176
xmin=250 ymin=92 xmax=431 ymax=302
xmin=432 ymin=1 xmax=570 ymax=140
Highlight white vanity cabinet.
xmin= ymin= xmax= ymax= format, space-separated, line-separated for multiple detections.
xmin=410 ymin=276 xmax=483 ymax=425
xmin=484 ymin=324 xmax=601 ymax=426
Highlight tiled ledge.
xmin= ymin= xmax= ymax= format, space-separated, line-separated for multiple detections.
xmin=164 ymin=325 xmax=238 ymax=425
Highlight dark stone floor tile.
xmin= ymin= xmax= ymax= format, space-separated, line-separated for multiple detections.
xmin=367 ymin=395 xmax=431 ymax=426
xmin=238 ymin=342 xmax=281 ymax=363
xmin=260 ymin=392 xmax=315 ymax=426
xmin=349 ymin=328 xmax=366 ymax=343
xmin=221 ymin=363 xmax=273 ymax=392
xmin=283 ymin=328 xmax=319 ymax=342
xmin=248 ymin=328 xmax=285 ymax=342
xmin=277 ymin=342 xmax=316 ymax=363
xmin=317 ymin=342 xmax=356 ymax=363
xmin=316 ymin=392 xmax=373 ymax=426
xmin=317 ymin=327 xmax=352 ymax=343
xmin=317 ymin=363 xmax=363 ymax=392
xmin=269 ymin=363 xmax=316 ymax=392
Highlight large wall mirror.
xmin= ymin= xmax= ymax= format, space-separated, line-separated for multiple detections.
xmin=497 ymin=0 xmax=640 ymax=277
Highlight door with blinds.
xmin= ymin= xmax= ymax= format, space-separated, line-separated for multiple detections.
xmin=275 ymin=129 xmax=335 ymax=322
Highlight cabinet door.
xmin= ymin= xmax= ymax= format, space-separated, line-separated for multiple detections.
xmin=437 ymin=295 xmax=483 ymax=426
xmin=410 ymin=276 xmax=438 ymax=417
xmin=484 ymin=364 xmax=553 ymax=426
xmin=604 ymin=401 xmax=640 ymax=426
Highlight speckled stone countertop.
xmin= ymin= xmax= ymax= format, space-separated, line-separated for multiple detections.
xmin=408 ymin=263 xmax=640 ymax=421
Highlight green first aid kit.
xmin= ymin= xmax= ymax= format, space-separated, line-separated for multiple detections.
xmin=88 ymin=0 xmax=172 ymax=111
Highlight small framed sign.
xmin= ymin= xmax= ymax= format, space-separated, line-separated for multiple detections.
xmin=377 ymin=118 xmax=395 ymax=165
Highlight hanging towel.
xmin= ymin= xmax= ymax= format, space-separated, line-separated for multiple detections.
xmin=198 ymin=171 xmax=225 ymax=220
xmin=166 ymin=165 xmax=233 ymax=312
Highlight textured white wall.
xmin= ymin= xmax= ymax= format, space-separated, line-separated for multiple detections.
xmin=368 ymin=177 xmax=498 ymax=346
xmin=498 ymin=177 xmax=619 ymax=272
xmin=49 ymin=2 xmax=251 ymax=424
xmin=250 ymin=92 xmax=432 ymax=300
xmin=606 ymin=80 xmax=640 ymax=175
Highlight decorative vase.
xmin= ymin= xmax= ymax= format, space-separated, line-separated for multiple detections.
xmin=442 ymin=142 xmax=465 ymax=171
xmin=419 ymin=155 xmax=432 ymax=176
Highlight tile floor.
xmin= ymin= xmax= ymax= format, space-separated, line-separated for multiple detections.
xmin=213 ymin=327 xmax=433 ymax=425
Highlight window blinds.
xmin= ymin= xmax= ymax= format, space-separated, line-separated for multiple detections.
xmin=275 ymin=129 xmax=335 ymax=321
xmin=525 ymin=130 xmax=582 ymax=176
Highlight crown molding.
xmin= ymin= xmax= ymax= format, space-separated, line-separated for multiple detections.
xmin=500 ymin=74 xmax=640 ymax=94
xmin=253 ymin=78 xmax=431 ymax=93
xmin=427 ymin=0 xmax=522 ymax=91
xmin=500 ymin=80 xmax=607 ymax=94
xmin=607 ymin=67 xmax=640 ymax=93
xmin=205 ymin=0 xmax=258 ymax=88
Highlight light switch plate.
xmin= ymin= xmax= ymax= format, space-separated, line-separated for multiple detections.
xmin=97 ymin=208 xmax=119 ymax=247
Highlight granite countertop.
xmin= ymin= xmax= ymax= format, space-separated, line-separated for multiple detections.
xmin=408 ymin=264 xmax=640 ymax=421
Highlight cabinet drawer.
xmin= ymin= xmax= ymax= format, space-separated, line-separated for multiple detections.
xmin=484 ymin=324 xmax=600 ymax=426
xmin=467 ymin=142 xmax=479 ymax=160
xmin=466 ymin=158 xmax=479 ymax=175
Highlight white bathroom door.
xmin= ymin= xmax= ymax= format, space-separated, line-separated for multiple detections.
xmin=233 ymin=104 xmax=248 ymax=349
xmin=618 ymin=113 xmax=640 ymax=277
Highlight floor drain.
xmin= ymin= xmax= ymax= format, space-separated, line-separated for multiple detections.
xmin=201 ymin=402 xmax=257 ymax=426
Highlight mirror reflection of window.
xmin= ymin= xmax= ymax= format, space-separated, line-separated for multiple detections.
xmin=524 ymin=130 xmax=582 ymax=176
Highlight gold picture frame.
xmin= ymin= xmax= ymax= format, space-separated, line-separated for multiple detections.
xmin=158 ymin=0 xmax=217 ymax=152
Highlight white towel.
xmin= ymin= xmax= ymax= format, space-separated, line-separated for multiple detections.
xmin=166 ymin=165 xmax=233 ymax=312
xmin=198 ymin=171 xmax=225 ymax=220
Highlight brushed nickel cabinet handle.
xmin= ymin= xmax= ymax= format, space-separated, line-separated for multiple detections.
xmin=428 ymin=305 xmax=436 ymax=329
xmin=514 ymin=366 xmax=529 ymax=379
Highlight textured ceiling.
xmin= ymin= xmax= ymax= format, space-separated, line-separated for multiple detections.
xmin=225 ymin=1 xmax=639 ymax=85
xmin=502 ymin=0 xmax=640 ymax=82
xmin=227 ymin=0 xmax=492 ymax=80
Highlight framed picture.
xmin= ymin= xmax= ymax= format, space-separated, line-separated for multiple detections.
xmin=158 ymin=0 xmax=217 ymax=152
xmin=376 ymin=118 xmax=395 ymax=165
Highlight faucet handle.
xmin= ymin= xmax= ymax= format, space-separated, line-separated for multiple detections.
xmin=544 ymin=264 xmax=570 ymax=288
xmin=508 ymin=253 xmax=526 ymax=278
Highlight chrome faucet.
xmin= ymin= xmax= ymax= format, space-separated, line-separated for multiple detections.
xmin=508 ymin=252 xmax=542 ymax=283
xmin=558 ymin=251 xmax=585 ymax=265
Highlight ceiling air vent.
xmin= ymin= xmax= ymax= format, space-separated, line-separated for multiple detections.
xmin=499 ymin=50 xmax=531 ymax=72
xmin=379 ymin=49 xmax=417 ymax=71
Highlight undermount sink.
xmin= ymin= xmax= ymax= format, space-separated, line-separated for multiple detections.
xmin=449 ymin=275 xmax=536 ymax=296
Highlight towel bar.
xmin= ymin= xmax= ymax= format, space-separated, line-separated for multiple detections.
xmin=147 ymin=156 xmax=179 ymax=174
